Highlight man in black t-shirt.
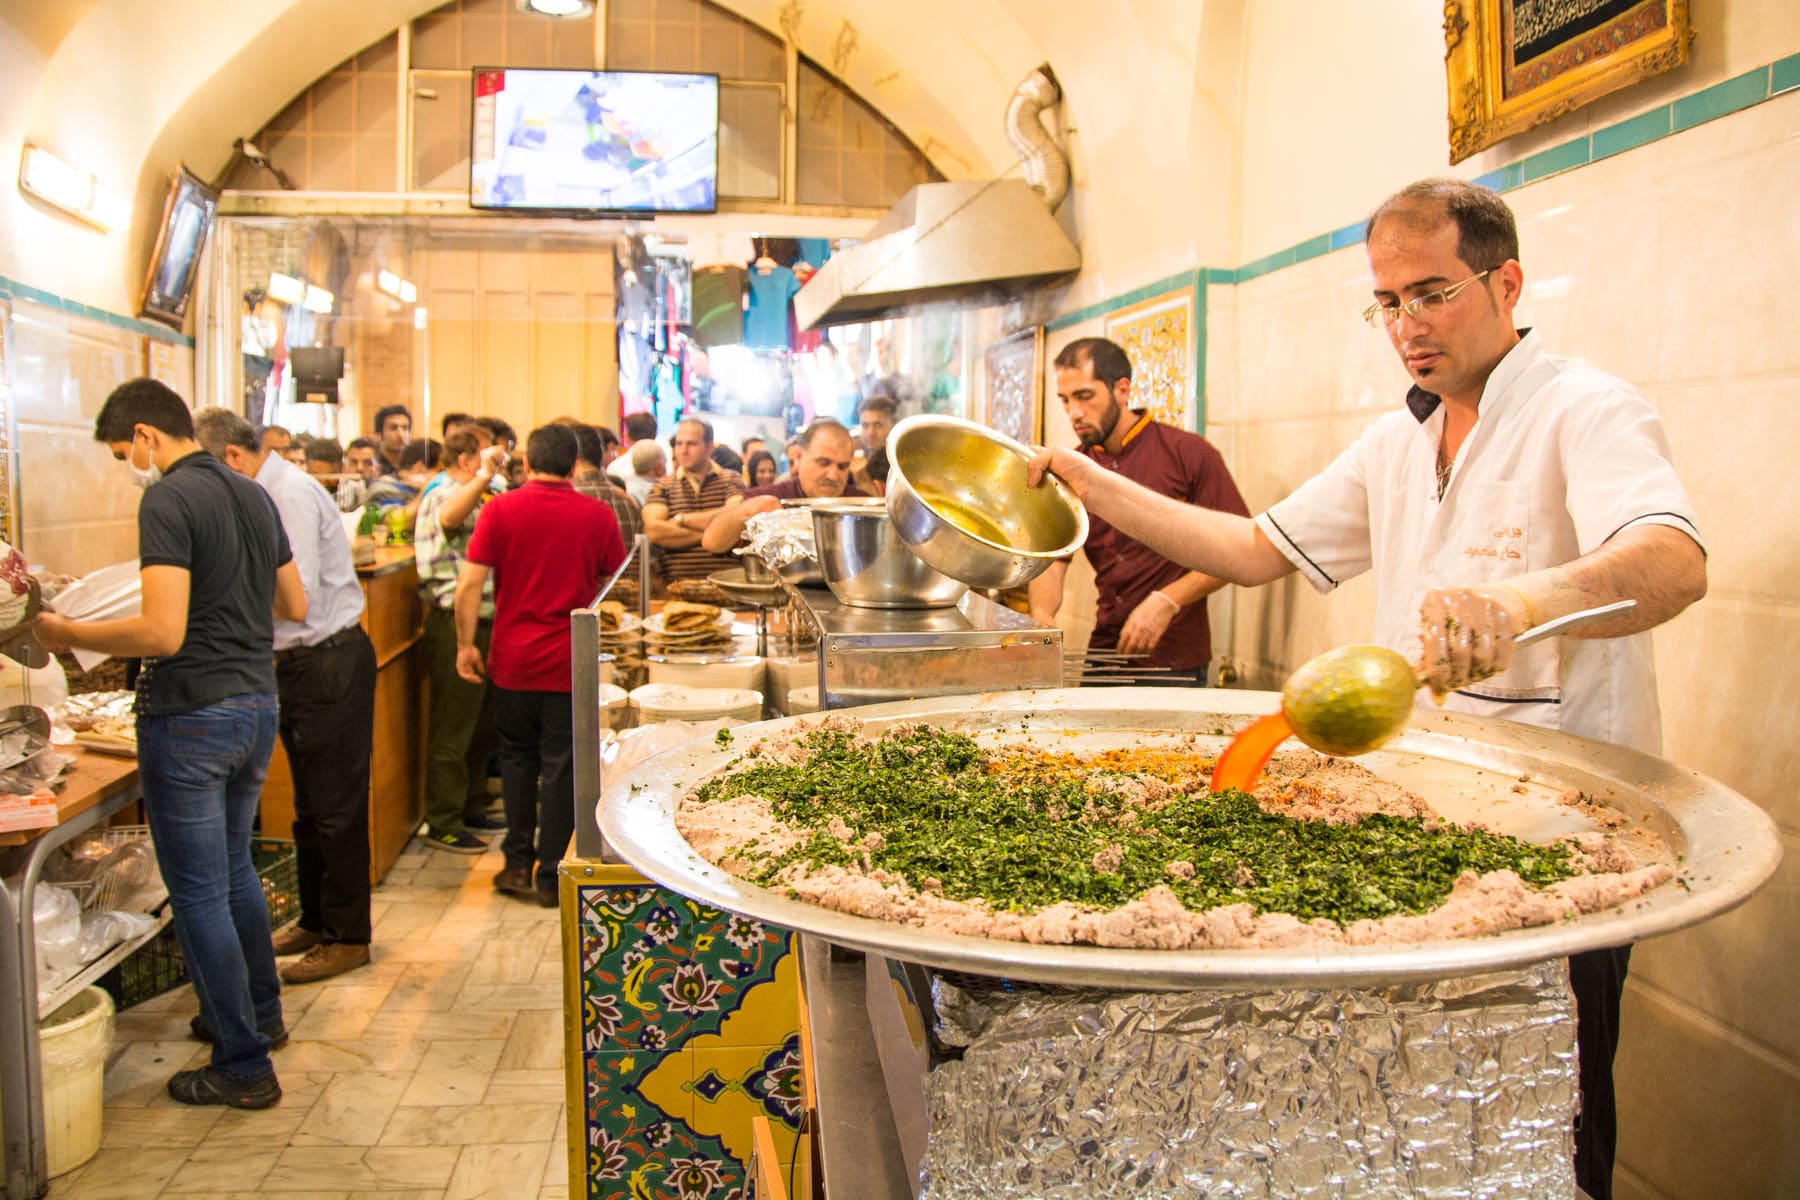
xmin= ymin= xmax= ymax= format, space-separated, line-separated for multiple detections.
xmin=37 ymin=379 xmax=307 ymax=1111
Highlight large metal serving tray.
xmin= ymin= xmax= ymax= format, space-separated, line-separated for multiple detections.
xmin=598 ymin=688 xmax=1781 ymax=990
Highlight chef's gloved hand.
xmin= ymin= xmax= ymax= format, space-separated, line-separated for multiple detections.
xmin=1025 ymin=447 xmax=1099 ymax=503
xmin=1117 ymin=590 xmax=1179 ymax=656
xmin=1415 ymin=584 xmax=1531 ymax=699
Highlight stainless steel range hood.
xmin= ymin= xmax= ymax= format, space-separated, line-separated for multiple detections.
xmin=794 ymin=65 xmax=1080 ymax=330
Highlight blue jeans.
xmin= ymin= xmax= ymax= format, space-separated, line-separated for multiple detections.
xmin=137 ymin=695 xmax=282 ymax=1081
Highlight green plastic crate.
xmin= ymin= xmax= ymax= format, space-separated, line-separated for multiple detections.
xmin=98 ymin=837 xmax=300 ymax=1011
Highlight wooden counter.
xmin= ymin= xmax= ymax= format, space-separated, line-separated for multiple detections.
xmin=0 ymin=747 xmax=139 ymax=848
xmin=258 ymin=545 xmax=427 ymax=884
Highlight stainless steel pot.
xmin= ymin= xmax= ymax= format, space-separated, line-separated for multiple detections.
xmin=811 ymin=499 xmax=968 ymax=609
xmin=887 ymin=415 xmax=1088 ymax=590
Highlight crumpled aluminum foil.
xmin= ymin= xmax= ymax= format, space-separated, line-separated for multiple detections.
xmin=52 ymin=690 xmax=135 ymax=730
xmin=741 ymin=508 xmax=816 ymax=569
xmin=920 ymin=961 xmax=1576 ymax=1199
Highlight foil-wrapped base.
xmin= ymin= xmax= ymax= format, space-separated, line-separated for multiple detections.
xmin=922 ymin=961 xmax=1576 ymax=1199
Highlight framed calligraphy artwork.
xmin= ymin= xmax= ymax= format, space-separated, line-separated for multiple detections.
xmin=981 ymin=326 xmax=1044 ymax=446
xmin=1102 ymin=289 xmax=1195 ymax=432
xmin=1444 ymin=0 xmax=1692 ymax=164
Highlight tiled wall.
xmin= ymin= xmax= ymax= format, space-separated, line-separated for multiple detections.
xmin=1207 ymin=91 xmax=1800 ymax=1200
xmin=0 ymin=292 xmax=192 ymax=576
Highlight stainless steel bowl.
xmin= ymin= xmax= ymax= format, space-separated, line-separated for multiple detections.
xmin=887 ymin=415 xmax=1088 ymax=590
xmin=811 ymin=499 xmax=969 ymax=609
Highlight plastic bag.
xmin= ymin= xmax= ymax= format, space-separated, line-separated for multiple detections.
xmin=33 ymin=884 xmax=83 ymax=992
xmin=74 ymin=910 xmax=155 ymax=964
xmin=39 ymin=987 xmax=114 ymax=1074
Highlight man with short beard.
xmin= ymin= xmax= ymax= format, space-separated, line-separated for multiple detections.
xmin=1027 ymin=338 xmax=1248 ymax=684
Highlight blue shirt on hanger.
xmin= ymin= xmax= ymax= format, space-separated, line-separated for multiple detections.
xmin=744 ymin=265 xmax=799 ymax=350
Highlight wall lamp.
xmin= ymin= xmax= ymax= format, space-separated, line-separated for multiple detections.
xmin=18 ymin=144 xmax=129 ymax=231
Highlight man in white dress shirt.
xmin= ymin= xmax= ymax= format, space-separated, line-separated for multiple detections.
xmin=1029 ymin=179 xmax=1706 ymax=1200
xmin=196 ymin=408 xmax=378 ymax=985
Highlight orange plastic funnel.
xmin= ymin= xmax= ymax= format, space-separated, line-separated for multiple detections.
xmin=1209 ymin=712 xmax=1294 ymax=793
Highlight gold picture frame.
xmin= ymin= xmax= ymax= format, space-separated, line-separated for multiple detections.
xmin=1102 ymin=288 xmax=1195 ymax=433
xmin=1444 ymin=0 xmax=1693 ymax=164
xmin=981 ymin=326 xmax=1044 ymax=446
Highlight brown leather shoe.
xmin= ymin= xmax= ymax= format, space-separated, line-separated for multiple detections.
xmin=279 ymin=942 xmax=370 ymax=985
xmin=270 ymin=925 xmax=322 ymax=957
xmin=493 ymin=866 xmax=533 ymax=896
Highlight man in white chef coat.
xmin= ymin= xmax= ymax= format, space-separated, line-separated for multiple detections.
xmin=1029 ymin=177 xmax=1707 ymax=1200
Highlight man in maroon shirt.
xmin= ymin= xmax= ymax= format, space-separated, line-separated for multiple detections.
xmin=700 ymin=419 xmax=867 ymax=552
xmin=1028 ymin=338 xmax=1249 ymax=684
xmin=454 ymin=424 xmax=625 ymax=906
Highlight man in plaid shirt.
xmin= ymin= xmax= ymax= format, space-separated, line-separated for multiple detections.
xmin=414 ymin=428 xmax=509 ymax=853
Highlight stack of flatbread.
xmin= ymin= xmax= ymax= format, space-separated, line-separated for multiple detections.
xmin=645 ymin=602 xmax=735 ymax=653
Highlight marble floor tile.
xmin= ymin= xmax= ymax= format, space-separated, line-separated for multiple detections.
xmin=98 ymin=1103 xmax=222 ymax=1148
xmin=156 ymin=1192 xmax=354 ymax=1200
xmin=373 ymin=902 xmax=452 ymax=941
xmin=538 ymin=1188 xmax=570 ymax=1200
xmin=378 ymin=961 xmax=474 ymax=1013
xmin=158 ymin=1144 xmax=283 ymax=1194
xmin=316 ymin=955 xmax=413 ymax=989
xmin=48 ymin=1146 xmax=190 ymax=1199
xmin=102 ymin=1040 xmax=212 ymax=1107
xmin=278 ymin=1036 xmax=432 ymax=1074
xmin=290 ymin=1070 xmax=413 ymax=1147
xmin=377 ymin=1101 xmax=561 ymax=1146
xmin=497 ymin=1009 xmax=564 ymax=1072
xmin=452 ymin=983 xmax=561 ymax=1012
xmin=113 ymin=1007 xmax=206 ymax=1042
xmin=483 ymin=1067 xmax=564 ymax=1107
xmin=360 ymin=1009 xmax=516 ymax=1044
xmin=205 ymin=1101 xmax=315 ymax=1147
xmin=542 ymin=1104 xmax=570 ymax=1191
xmin=377 ymin=937 xmax=484 ymax=964
xmin=528 ymin=959 xmax=563 ymax=986
xmin=397 ymin=1038 xmax=506 ymax=1107
xmin=128 ymin=985 xmax=201 ymax=1014
xmin=261 ymin=1146 xmax=460 ymax=1192
xmin=463 ymin=937 xmax=541 ymax=987
xmin=444 ymin=1142 xmax=554 ymax=1200
xmin=288 ymin=983 xmax=396 ymax=1041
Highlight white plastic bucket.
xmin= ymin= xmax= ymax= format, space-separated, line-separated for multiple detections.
xmin=38 ymin=986 xmax=113 ymax=1177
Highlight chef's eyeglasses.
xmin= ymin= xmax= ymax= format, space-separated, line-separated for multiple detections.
xmin=1362 ymin=270 xmax=1492 ymax=328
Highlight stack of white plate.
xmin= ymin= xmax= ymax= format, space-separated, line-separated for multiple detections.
xmin=643 ymin=610 xmax=736 ymax=654
xmin=628 ymin=684 xmax=763 ymax=724
xmin=647 ymin=653 xmax=765 ymax=693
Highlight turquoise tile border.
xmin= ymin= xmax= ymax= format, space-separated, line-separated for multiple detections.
xmin=1673 ymin=67 xmax=1771 ymax=131
xmin=1773 ymin=52 xmax=1800 ymax=97
xmin=1521 ymin=137 xmax=1591 ymax=183
xmin=0 ymin=274 xmax=193 ymax=347
xmin=1043 ymin=268 xmax=1201 ymax=333
xmin=1592 ymin=106 xmax=1671 ymax=161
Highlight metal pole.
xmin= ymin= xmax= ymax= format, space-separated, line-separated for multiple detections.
xmin=571 ymin=607 xmax=604 ymax=861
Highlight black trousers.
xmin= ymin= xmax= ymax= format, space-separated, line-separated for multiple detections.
xmin=493 ymin=687 xmax=575 ymax=890
xmin=275 ymin=626 xmax=377 ymax=945
xmin=1571 ymin=945 xmax=1630 ymax=1200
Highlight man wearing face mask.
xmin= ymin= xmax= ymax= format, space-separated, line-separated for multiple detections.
xmin=194 ymin=408 xmax=377 ymax=985
xmin=37 ymin=380 xmax=308 ymax=1109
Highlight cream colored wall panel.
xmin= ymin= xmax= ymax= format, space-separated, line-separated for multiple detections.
xmin=529 ymin=290 xmax=585 ymax=426
xmin=425 ymin=286 xmax=478 ymax=424
xmin=1653 ymin=597 xmax=1800 ymax=832
xmin=1630 ymin=835 xmax=1800 ymax=1064
xmin=21 ymin=522 xmax=140 ymax=578
xmin=1654 ymin=381 xmax=1800 ymax=608
xmin=1615 ymin=983 xmax=1800 ymax=1200
xmin=479 ymin=289 xmax=533 ymax=436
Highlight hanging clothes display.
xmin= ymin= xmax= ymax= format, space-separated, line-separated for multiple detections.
xmin=744 ymin=263 xmax=799 ymax=350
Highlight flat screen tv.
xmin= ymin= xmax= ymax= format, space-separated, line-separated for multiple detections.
xmin=137 ymin=162 xmax=218 ymax=331
xmin=470 ymin=69 xmax=719 ymax=214
xmin=289 ymin=346 xmax=345 ymax=405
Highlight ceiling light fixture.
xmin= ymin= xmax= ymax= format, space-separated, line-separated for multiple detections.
xmin=303 ymin=285 xmax=335 ymax=314
xmin=267 ymin=272 xmax=306 ymax=304
xmin=18 ymin=144 xmax=129 ymax=231
xmin=518 ymin=0 xmax=594 ymax=17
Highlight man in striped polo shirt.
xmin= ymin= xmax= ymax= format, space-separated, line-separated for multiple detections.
xmin=643 ymin=416 xmax=745 ymax=582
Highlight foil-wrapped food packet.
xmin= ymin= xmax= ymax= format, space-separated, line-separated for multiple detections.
xmin=741 ymin=508 xmax=817 ymax=570
xmin=920 ymin=962 xmax=1577 ymax=1199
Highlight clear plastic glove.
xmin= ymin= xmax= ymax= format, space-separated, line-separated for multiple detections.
xmin=1415 ymin=584 xmax=1530 ymax=699
xmin=1117 ymin=591 xmax=1179 ymax=656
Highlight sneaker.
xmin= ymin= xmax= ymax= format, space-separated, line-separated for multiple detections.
xmin=168 ymin=1065 xmax=281 ymax=1109
xmin=493 ymin=866 xmax=533 ymax=896
xmin=270 ymin=925 xmax=322 ymax=957
xmin=423 ymin=829 xmax=488 ymax=854
xmin=280 ymin=942 xmax=371 ymax=985
xmin=189 ymin=1014 xmax=289 ymax=1051
xmin=535 ymin=883 xmax=558 ymax=909
xmin=464 ymin=811 xmax=507 ymax=831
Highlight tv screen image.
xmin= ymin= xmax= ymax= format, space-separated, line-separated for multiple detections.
xmin=470 ymin=69 xmax=719 ymax=213
xmin=137 ymin=162 xmax=219 ymax=330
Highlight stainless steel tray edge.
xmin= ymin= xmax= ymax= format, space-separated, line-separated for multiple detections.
xmin=598 ymin=688 xmax=1782 ymax=990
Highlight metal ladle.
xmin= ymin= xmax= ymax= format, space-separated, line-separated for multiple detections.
xmin=1209 ymin=600 xmax=1637 ymax=793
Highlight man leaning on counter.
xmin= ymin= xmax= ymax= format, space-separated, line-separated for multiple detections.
xmin=36 ymin=380 xmax=307 ymax=1110
xmin=1029 ymin=176 xmax=1706 ymax=1200
xmin=701 ymin=417 xmax=866 ymax=552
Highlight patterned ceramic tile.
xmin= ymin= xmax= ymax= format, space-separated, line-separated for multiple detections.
xmin=575 ymin=869 xmax=799 ymax=1199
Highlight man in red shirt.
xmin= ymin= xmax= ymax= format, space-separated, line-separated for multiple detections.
xmin=1029 ymin=338 xmax=1249 ymax=684
xmin=700 ymin=419 xmax=866 ymax=552
xmin=454 ymin=424 xmax=625 ymax=906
